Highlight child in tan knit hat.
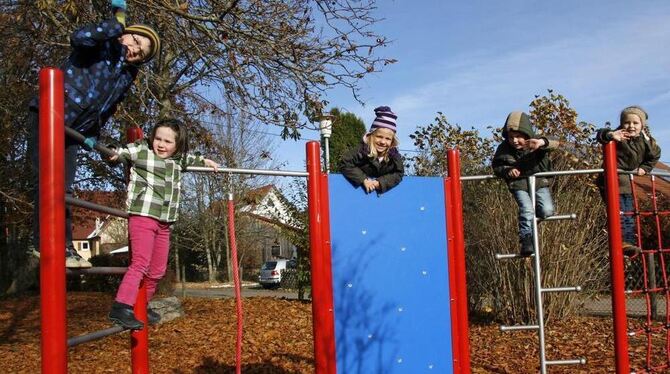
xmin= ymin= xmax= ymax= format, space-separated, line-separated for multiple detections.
xmin=596 ymin=105 xmax=662 ymax=256
xmin=27 ymin=0 xmax=160 ymax=268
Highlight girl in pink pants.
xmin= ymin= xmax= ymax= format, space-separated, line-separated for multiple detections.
xmin=108 ymin=119 xmax=218 ymax=330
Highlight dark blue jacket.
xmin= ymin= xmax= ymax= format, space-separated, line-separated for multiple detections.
xmin=31 ymin=18 xmax=138 ymax=136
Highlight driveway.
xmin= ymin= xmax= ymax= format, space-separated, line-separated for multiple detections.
xmin=174 ymin=283 xmax=303 ymax=300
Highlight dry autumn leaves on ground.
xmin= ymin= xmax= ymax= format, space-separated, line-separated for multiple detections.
xmin=0 ymin=292 xmax=663 ymax=373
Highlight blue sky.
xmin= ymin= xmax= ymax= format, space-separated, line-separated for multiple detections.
xmin=273 ymin=0 xmax=670 ymax=171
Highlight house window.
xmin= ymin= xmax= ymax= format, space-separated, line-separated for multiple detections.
xmin=271 ymin=244 xmax=280 ymax=257
xmin=81 ymin=242 xmax=90 ymax=251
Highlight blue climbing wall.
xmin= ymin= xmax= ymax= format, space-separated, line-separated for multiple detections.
xmin=328 ymin=174 xmax=454 ymax=374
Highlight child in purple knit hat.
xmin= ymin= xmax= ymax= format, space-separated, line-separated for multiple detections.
xmin=339 ymin=106 xmax=404 ymax=194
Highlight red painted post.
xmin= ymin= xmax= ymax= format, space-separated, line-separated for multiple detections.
xmin=443 ymin=177 xmax=462 ymax=374
xmin=39 ymin=67 xmax=68 ymax=374
xmin=306 ymin=141 xmax=336 ymax=374
xmin=126 ymin=127 xmax=150 ymax=374
xmin=447 ymin=149 xmax=471 ymax=373
xmin=603 ymin=142 xmax=630 ymax=373
xmin=319 ymin=171 xmax=336 ymax=372
xmin=227 ymin=194 xmax=244 ymax=374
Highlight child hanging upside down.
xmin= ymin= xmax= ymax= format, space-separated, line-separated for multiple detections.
xmin=27 ymin=0 xmax=161 ymax=268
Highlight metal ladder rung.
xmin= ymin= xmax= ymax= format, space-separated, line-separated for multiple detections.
xmin=539 ymin=214 xmax=576 ymax=222
xmin=541 ymin=286 xmax=581 ymax=293
xmin=495 ymin=253 xmax=534 ymax=260
xmin=500 ymin=324 xmax=539 ymax=332
xmin=545 ymin=358 xmax=587 ymax=366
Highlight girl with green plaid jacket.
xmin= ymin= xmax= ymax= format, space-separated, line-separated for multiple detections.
xmin=108 ymin=119 xmax=219 ymax=330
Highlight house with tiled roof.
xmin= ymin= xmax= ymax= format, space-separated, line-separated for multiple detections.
xmin=71 ymin=190 xmax=127 ymax=260
xmin=629 ymin=161 xmax=670 ymax=202
xmin=71 ymin=185 xmax=301 ymax=266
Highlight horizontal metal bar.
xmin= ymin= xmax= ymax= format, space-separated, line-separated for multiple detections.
xmin=460 ymin=175 xmax=498 ymax=181
xmin=186 ymin=166 xmax=308 ymax=177
xmin=461 ymin=169 xmax=605 ymax=181
xmin=619 ymin=169 xmax=670 ymax=177
xmin=68 ymin=325 xmax=128 ymax=347
xmin=495 ymin=253 xmax=534 ymax=260
xmin=500 ymin=325 xmax=539 ymax=332
xmin=540 ymin=214 xmax=576 ymax=221
xmin=64 ymin=127 xmax=127 ymax=165
xmin=545 ymin=358 xmax=587 ymax=366
xmin=534 ymin=169 xmax=603 ymax=177
xmin=541 ymin=286 xmax=581 ymax=293
xmin=66 ymin=267 xmax=127 ymax=276
xmin=65 ymin=196 xmax=128 ymax=218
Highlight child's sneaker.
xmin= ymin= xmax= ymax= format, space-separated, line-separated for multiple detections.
xmin=109 ymin=302 xmax=144 ymax=330
xmin=622 ymin=242 xmax=642 ymax=257
xmin=520 ymin=235 xmax=534 ymax=257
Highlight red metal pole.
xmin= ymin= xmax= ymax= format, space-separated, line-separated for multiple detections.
xmin=443 ymin=177 xmax=462 ymax=374
xmin=603 ymin=142 xmax=630 ymax=373
xmin=39 ymin=67 xmax=68 ymax=374
xmin=319 ymin=171 xmax=336 ymax=372
xmin=227 ymin=194 xmax=244 ymax=374
xmin=126 ymin=127 xmax=150 ymax=374
xmin=447 ymin=149 xmax=471 ymax=373
xmin=306 ymin=141 xmax=336 ymax=374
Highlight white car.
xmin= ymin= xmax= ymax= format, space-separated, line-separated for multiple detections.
xmin=258 ymin=259 xmax=296 ymax=289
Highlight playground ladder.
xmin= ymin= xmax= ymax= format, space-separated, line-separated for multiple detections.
xmin=495 ymin=175 xmax=586 ymax=374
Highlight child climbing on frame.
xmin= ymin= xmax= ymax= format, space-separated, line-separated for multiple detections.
xmin=492 ymin=111 xmax=559 ymax=257
xmin=108 ymin=119 xmax=219 ymax=330
xmin=340 ymin=106 xmax=404 ymax=194
xmin=596 ymin=105 xmax=661 ymax=257
xmin=27 ymin=0 xmax=161 ymax=268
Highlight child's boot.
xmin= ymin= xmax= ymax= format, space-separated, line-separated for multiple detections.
xmin=622 ymin=242 xmax=642 ymax=257
xmin=520 ymin=235 xmax=534 ymax=257
xmin=109 ymin=302 xmax=144 ymax=330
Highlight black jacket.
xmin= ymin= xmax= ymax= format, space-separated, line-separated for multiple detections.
xmin=339 ymin=143 xmax=404 ymax=194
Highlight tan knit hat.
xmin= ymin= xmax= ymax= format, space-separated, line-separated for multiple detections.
xmin=124 ymin=24 xmax=160 ymax=62
xmin=620 ymin=106 xmax=647 ymax=127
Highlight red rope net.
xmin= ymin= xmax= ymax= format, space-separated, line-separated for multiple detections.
xmin=625 ymin=174 xmax=670 ymax=373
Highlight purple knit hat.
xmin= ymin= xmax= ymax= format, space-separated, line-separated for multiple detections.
xmin=370 ymin=106 xmax=397 ymax=133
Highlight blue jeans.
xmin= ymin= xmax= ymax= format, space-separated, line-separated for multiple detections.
xmin=512 ymin=187 xmax=555 ymax=239
xmin=620 ymin=194 xmax=636 ymax=244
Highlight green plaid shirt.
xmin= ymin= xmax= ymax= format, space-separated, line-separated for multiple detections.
xmin=118 ymin=141 xmax=204 ymax=222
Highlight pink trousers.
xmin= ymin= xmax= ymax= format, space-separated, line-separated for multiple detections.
xmin=115 ymin=215 xmax=171 ymax=306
